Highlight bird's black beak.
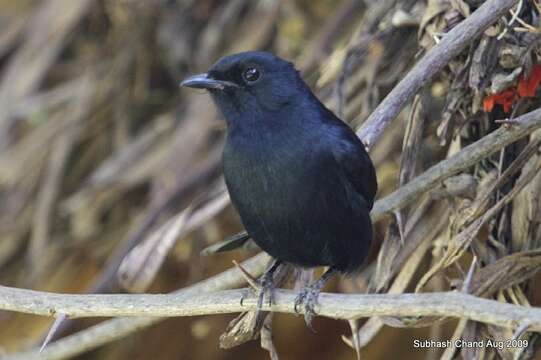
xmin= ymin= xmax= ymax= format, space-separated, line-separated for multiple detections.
xmin=180 ymin=73 xmax=238 ymax=90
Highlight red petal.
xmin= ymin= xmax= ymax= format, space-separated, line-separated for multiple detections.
xmin=484 ymin=89 xmax=516 ymax=113
xmin=483 ymin=97 xmax=495 ymax=112
xmin=518 ymin=64 xmax=541 ymax=98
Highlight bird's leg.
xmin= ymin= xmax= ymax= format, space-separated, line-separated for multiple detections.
xmin=236 ymin=259 xmax=283 ymax=334
xmin=294 ymin=267 xmax=336 ymax=331
xmin=256 ymin=259 xmax=282 ymax=311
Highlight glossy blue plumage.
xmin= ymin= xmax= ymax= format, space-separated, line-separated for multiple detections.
xmin=190 ymin=51 xmax=377 ymax=273
xmin=184 ymin=52 xmax=377 ymax=272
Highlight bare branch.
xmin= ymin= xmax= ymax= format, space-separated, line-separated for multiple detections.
xmin=371 ymin=107 xmax=541 ymax=221
xmin=0 ymin=286 xmax=540 ymax=334
xmin=3 ymin=253 xmax=269 ymax=360
xmin=357 ymin=0 xmax=518 ymax=148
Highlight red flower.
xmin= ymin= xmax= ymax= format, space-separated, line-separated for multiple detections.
xmin=517 ymin=64 xmax=541 ymax=97
xmin=483 ymin=64 xmax=541 ymax=113
xmin=483 ymin=89 xmax=516 ymax=113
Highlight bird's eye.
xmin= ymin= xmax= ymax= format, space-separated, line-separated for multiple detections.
xmin=242 ymin=67 xmax=260 ymax=83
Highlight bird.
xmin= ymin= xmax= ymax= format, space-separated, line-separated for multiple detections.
xmin=181 ymin=51 xmax=377 ymax=327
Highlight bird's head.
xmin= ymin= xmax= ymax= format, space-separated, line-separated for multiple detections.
xmin=181 ymin=51 xmax=306 ymax=125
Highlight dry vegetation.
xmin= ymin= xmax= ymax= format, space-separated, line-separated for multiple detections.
xmin=0 ymin=0 xmax=541 ymax=359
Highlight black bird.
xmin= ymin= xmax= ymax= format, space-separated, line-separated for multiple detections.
xmin=181 ymin=51 xmax=377 ymax=326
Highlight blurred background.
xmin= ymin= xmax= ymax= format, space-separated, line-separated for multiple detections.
xmin=0 ymin=0 xmax=540 ymax=359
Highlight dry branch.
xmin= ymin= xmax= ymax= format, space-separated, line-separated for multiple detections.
xmin=357 ymin=0 xmax=518 ymax=148
xmin=3 ymin=253 xmax=270 ymax=360
xmin=0 ymin=286 xmax=540 ymax=333
xmin=371 ymin=106 xmax=541 ymax=220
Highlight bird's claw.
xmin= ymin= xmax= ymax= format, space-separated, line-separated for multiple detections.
xmin=257 ymin=271 xmax=276 ymax=310
xmin=294 ymin=286 xmax=320 ymax=332
xmin=239 ymin=271 xmax=276 ymax=309
xmin=240 ymin=288 xmax=253 ymax=306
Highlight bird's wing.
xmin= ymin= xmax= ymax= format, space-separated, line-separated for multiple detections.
xmin=330 ymin=124 xmax=377 ymax=209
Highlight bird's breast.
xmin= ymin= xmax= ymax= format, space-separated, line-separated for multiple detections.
xmin=223 ymin=134 xmax=301 ymax=197
xmin=222 ymin=128 xmax=371 ymax=271
xmin=223 ymin=128 xmax=320 ymax=214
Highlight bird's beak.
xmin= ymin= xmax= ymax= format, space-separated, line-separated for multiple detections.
xmin=180 ymin=73 xmax=238 ymax=90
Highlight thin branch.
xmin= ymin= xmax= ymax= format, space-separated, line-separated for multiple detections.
xmin=1 ymin=286 xmax=540 ymax=333
xmin=40 ymin=314 xmax=67 ymax=352
xmin=357 ymin=0 xmax=518 ymax=148
xmin=371 ymin=107 xmax=541 ymax=221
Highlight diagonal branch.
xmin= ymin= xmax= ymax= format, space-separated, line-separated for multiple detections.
xmin=371 ymin=107 xmax=541 ymax=221
xmin=357 ymin=0 xmax=518 ymax=148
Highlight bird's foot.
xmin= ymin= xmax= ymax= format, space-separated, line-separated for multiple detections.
xmin=238 ymin=272 xmax=275 ymax=308
xmin=238 ymin=259 xmax=281 ymax=310
xmin=239 ymin=288 xmax=253 ymax=307
xmin=293 ymin=267 xmax=337 ymax=331
xmin=256 ymin=269 xmax=277 ymax=310
xmin=294 ymin=285 xmax=321 ymax=332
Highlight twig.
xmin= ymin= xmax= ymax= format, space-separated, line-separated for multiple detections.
xmin=512 ymin=321 xmax=532 ymax=340
xmin=40 ymin=314 xmax=67 ymax=352
xmin=0 ymin=287 xmax=540 ymax=333
xmin=461 ymin=256 xmax=478 ymax=294
xmin=357 ymin=0 xmax=518 ymax=148
xmin=232 ymin=260 xmax=260 ymax=290
xmin=497 ymin=0 xmax=523 ymax=40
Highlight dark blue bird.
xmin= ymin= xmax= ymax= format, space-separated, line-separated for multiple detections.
xmin=181 ymin=51 xmax=377 ymax=326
